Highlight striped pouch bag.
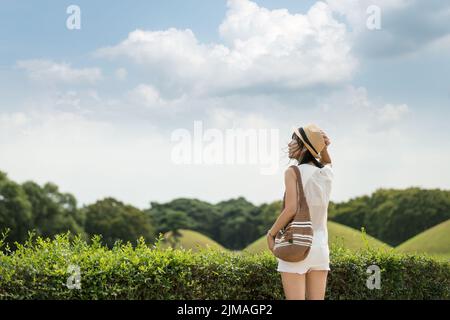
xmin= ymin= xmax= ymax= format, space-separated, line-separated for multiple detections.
xmin=273 ymin=165 xmax=313 ymax=262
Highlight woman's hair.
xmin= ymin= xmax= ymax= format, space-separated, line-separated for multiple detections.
xmin=291 ymin=132 xmax=324 ymax=168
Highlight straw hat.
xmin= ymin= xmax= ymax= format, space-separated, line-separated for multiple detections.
xmin=292 ymin=123 xmax=326 ymax=159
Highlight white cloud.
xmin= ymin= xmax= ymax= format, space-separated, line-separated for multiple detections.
xmin=376 ymin=103 xmax=409 ymax=124
xmin=206 ymin=106 xmax=275 ymax=130
xmin=96 ymin=0 xmax=356 ymax=96
xmin=426 ymin=34 xmax=450 ymax=53
xmin=128 ymin=84 xmax=166 ymax=107
xmin=54 ymin=90 xmax=81 ymax=109
xmin=115 ymin=67 xmax=127 ymax=80
xmin=0 ymin=112 xmax=29 ymax=127
xmin=16 ymin=59 xmax=102 ymax=84
xmin=317 ymin=85 xmax=410 ymax=133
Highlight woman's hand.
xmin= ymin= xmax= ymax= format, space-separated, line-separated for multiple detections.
xmin=266 ymin=232 xmax=275 ymax=253
xmin=319 ymin=129 xmax=332 ymax=165
xmin=320 ymin=129 xmax=331 ymax=147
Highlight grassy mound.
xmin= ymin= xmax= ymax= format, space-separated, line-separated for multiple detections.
xmin=243 ymin=221 xmax=390 ymax=253
xmin=327 ymin=221 xmax=391 ymax=251
xmin=161 ymin=229 xmax=226 ymax=252
xmin=396 ymin=219 xmax=450 ymax=260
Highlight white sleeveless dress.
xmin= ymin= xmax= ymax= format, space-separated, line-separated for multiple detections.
xmin=276 ymin=163 xmax=334 ymax=274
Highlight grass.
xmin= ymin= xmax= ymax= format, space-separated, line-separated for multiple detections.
xmin=243 ymin=221 xmax=391 ymax=254
xmin=396 ymin=219 xmax=450 ymax=261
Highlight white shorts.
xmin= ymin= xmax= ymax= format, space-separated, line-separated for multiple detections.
xmin=276 ymin=245 xmax=330 ymax=275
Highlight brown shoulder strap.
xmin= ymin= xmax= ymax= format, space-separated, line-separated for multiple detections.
xmin=281 ymin=165 xmax=307 ymax=212
xmin=289 ymin=165 xmax=307 ymax=214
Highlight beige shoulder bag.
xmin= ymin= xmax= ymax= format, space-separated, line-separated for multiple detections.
xmin=273 ymin=165 xmax=313 ymax=262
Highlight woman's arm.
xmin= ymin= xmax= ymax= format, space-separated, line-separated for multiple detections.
xmin=319 ymin=130 xmax=332 ymax=166
xmin=319 ymin=146 xmax=332 ymax=165
xmin=268 ymin=167 xmax=298 ymax=236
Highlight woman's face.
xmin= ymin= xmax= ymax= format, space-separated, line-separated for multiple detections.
xmin=288 ymin=134 xmax=304 ymax=159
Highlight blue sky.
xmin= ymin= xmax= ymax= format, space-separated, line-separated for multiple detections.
xmin=1 ymin=0 xmax=449 ymax=208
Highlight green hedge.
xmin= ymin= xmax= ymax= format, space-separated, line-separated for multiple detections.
xmin=0 ymin=233 xmax=448 ymax=300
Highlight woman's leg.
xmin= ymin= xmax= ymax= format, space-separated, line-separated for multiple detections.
xmin=305 ymin=270 xmax=328 ymax=300
xmin=280 ymin=272 xmax=306 ymax=300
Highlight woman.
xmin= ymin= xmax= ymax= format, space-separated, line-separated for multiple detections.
xmin=266 ymin=123 xmax=333 ymax=300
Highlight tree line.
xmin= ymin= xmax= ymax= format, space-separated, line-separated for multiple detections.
xmin=328 ymin=187 xmax=450 ymax=246
xmin=1 ymin=170 xmax=449 ymax=249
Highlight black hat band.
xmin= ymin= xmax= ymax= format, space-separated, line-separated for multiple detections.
xmin=299 ymin=127 xmax=318 ymax=155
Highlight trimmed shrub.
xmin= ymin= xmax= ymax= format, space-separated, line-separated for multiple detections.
xmin=0 ymin=233 xmax=448 ymax=300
